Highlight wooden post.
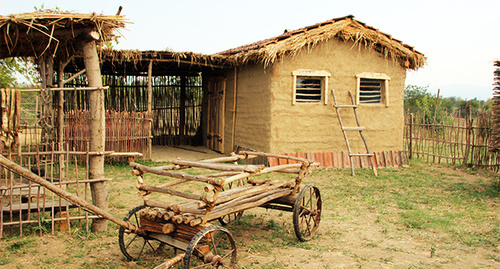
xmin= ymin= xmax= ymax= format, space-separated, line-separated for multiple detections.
xmin=179 ymin=75 xmax=186 ymax=145
xmin=463 ymin=104 xmax=472 ymax=166
xmin=147 ymin=60 xmax=153 ymax=159
xmin=231 ymin=67 xmax=238 ymax=151
xmin=409 ymin=113 xmax=414 ymax=159
xmin=81 ymin=34 xmax=108 ymax=232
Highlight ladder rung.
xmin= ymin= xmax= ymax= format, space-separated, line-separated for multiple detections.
xmin=349 ymin=153 xmax=374 ymax=157
xmin=335 ymin=105 xmax=358 ymax=108
xmin=342 ymin=127 xmax=366 ymax=131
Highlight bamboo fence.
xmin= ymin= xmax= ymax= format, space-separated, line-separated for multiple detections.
xmin=65 ymin=110 xmax=151 ymax=160
xmin=404 ymin=109 xmax=500 ymax=171
xmin=1 ymin=143 xmax=106 ymax=238
xmin=64 ymin=74 xmax=203 ymax=147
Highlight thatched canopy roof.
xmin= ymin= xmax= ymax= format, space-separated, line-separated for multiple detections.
xmin=217 ymin=15 xmax=426 ymax=70
xmin=0 ymin=10 xmax=128 ymax=60
xmin=66 ymin=49 xmax=233 ymax=76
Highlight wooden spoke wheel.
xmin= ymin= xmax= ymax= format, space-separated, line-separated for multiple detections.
xmin=118 ymin=205 xmax=166 ymax=261
xmin=293 ymin=184 xmax=322 ymax=242
xmin=218 ymin=181 xmax=244 ymax=226
xmin=184 ymin=226 xmax=237 ymax=268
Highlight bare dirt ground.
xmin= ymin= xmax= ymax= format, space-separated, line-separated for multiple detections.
xmin=1 ymin=146 xmax=499 ymax=268
xmin=150 ymin=145 xmax=224 ymax=162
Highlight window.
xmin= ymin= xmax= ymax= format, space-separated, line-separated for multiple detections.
xmin=356 ymin=73 xmax=390 ymax=106
xmin=292 ymin=70 xmax=331 ymax=105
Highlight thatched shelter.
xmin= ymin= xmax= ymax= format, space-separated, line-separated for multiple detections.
xmin=0 ymin=10 xmax=127 ymax=59
xmin=0 ymin=10 xmax=128 ymax=232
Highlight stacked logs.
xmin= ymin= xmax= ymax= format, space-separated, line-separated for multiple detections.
xmin=130 ymin=151 xmax=317 ymax=230
xmin=140 ymin=179 xmax=296 ymax=228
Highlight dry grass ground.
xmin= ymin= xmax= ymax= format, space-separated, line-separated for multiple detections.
xmin=0 ymin=155 xmax=498 ymax=268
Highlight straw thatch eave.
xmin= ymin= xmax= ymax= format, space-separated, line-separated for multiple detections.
xmin=65 ymin=49 xmax=235 ymax=77
xmin=0 ymin=10 xmax=128 ymax=60
xmin=216 ymin=15 xmax=426 ymax=70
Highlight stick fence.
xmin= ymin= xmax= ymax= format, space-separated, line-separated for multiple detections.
xmin=404 ymin=109 xmax=500 ymax=171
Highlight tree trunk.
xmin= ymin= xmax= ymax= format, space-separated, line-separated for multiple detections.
xmin=81 ymin=38 xmax=108 ymax=232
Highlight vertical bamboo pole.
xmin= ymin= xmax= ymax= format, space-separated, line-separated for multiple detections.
xmin=409 ymin=113 xmax=414 ymax=159
xmin=180 ymin=75 xmax=186 ymax=145
xmin=81 ymin=33 xmax=107 ymax=232
xmin=231 ymin=67 xmax=238 ymax=151
xmin=147 ymin=60 xmax=153 ymax=158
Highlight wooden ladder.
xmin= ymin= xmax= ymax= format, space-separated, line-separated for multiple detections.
xmin=332 ymin=90 xmax=378 ymax=176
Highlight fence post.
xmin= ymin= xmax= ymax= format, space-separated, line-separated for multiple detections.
xmin=463 ymin=104 xmax=472 ymax=166
xmin=409 ymin=113 xmax=414 ymax=159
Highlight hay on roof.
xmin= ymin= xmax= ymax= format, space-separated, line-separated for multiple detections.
xmin=0 ymin=10 xmax=129 ymax=59
xmin=218 ymin=15 xmax=426 ymax=70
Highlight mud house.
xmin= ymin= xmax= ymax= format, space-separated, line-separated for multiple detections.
xmin=212 ymin=15 xmax=426 ymax=167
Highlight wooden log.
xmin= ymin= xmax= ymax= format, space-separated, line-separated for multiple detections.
xmin=204 ymin=184 xmax=214 ymax=192
xmin=172 ymin=159 xmax=265 ymax=173
xmin=162 ymin=223 xmax=176 ymax=234
xmin=183 ymin=214 xmax=196 ymax=224
xmin=211 ymin=179 xmax=294 ymax=207
xmin=83 ymin=38 xmax=108 ymax=232
xmin=157 ymin=178 xmax=189 ymax=189
xmin=138 ymin=184 xmax=204 ymax=201
xmin=155 ymin=164 xmax=183 ymax=171
xmin=130 ymin=162 xmax=223 ymax=186
xmin=239 ymin=151 xmax=310 ymax=163
xmin=190 ymin=218 xmax=203 ymax=226
xmin=199 ymin=154 xmax=251 ymax=163
xmin=144 ymin=200 xmax=204 ymax=215
xmin=223 ymin=163 xmax=303 ymax=185
xmin=207 ymin=189 xmax=293 ymax=221
xmin=172 ymin=215 xmax=184 ymax=224
xmin=203 ymin=171 xmax=242 ymax=178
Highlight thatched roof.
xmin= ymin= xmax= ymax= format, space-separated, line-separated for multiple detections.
xmin=65 ymin=49 xmax=233 ymax=76
xmin=0 ymin=10 xmax=128 ymax=60
xmin=217 ymin=15 xmax=426 ymax=70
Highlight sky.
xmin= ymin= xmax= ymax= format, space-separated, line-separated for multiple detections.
xmin=1 ymin=0 xmax=499 ymax=100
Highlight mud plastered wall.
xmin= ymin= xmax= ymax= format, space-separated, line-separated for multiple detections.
xmin=269 ymin=38 xmax=406 ymax=153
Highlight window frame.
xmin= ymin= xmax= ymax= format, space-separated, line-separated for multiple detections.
xmin=292 ymin=69 xmax=331 ymax=105
xmin=356 ymin=72 xmax=390 ymax=106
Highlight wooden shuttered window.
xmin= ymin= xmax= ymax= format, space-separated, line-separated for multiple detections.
xmin=359 ymin=79 xmax=382 ymax=103
xmin=296 ymin=77 xmax=322 ymax=102
xmin=356 ymin=73 xmax=390 ymax=106
xmin=292 ymin=70 xmax=331 ymax=105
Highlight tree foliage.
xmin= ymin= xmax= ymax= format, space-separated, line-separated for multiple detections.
xmin=0 ymin=58 xmax=39 ymax=88
xmin=404 ymin=85 xmax=490 ymax=123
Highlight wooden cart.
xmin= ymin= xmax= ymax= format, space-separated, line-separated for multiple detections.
xmin=123 ymin=151 xmax=322 ymax=268
xmin=0 ymin=151 xmax=321 ymax=268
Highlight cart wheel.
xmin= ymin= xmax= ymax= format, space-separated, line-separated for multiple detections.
xmin=293 ymin=184 xmax=322 ymax=242
xmin=218 ymin=181 xmax=244 ymax=226
xmin=184 ymin=226 xmax=237 ymax=268
xmin=118 ymin=205 xmax=165 ymax=261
